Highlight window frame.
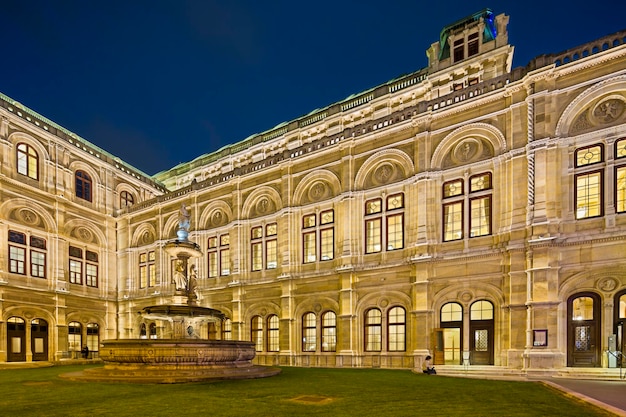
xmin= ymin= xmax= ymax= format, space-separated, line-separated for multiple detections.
xmin=75 ymin=170 xmax=93 ymax=202
xmin=16 ymin=142 xmax=39 ymax=180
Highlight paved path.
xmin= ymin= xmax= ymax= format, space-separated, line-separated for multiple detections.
xmin=545 ymin=378 xmax=626 ymax=416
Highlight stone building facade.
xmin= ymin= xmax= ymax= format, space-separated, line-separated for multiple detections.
xmin=1 ymin=10 xmax=625 ymax=372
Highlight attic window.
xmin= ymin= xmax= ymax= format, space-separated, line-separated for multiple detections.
xmin=453 ymin=38 xmax=464 ymax=62
xmin=468 ymin=32 xmax=479 ymax=56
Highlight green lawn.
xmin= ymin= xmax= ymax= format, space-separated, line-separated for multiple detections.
xmin=0 ymin=365 xmax=613 ymax=417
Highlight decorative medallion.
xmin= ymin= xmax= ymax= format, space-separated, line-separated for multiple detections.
xmin=257 ymin=198 xmax=270 ymax=214
xmin=18 ymin=208 xmax=39 ymax=225
xmin=314 ymin=303 xmax=322 ymax=313
xmin=592 ymin=98 xmax=625 ymax=124
xmin=459 ymin=291 xmax=473 ymax=302
xmin=374 ymin=163 xmax=395 ymax=185
xmin=597 ymin=277 xmax=618 ymax=292
xmin=308 ymin=182 xmax=327 ymax=202
xmin=379 ymin=298 xmax=389 ymax=308
xmin=76 ymin=227 xmax=93 ymax=243
xmin=211 ymin=210 xmax=224 ymax=227
xmin=260 ymin=308 xmax=268 ymax=317
xmin=141 ymin=230 xmax=153 ymax=245
xmin=452 ymin=138 xmax=483 ymax=164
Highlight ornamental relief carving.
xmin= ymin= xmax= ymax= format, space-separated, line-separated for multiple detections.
xmin=306 ymin=181 xmax=330 ymax=203
xmin=210 ymin=210 xmax=227 ymax=227
xmin=74 ymin=227 xmax=94 ymax=243
xmin=251 ymin=197 xmax=276 ymax=218
xmin=597 ymin=277 xmax=618 ymax=293
xmin=442 ymin=137 xmax=493 ymax=168
xmin=366 ymin=162 xmax=402 ymax=188
xmin=11 ymin=208 xmax=44 ymax=229
xmin=570 ymin=95 xmax=626 ymax=134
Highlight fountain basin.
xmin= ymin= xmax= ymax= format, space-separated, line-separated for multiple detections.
xmin=61 ymin=339 xmax=281 ymax=383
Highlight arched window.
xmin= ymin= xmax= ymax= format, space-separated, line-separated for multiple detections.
xmin=149 ymin=323 xmax=157 ymax=339
xmin=572 ymin=296 xmax=594 ymax=320
xmin=302 ymin=312 xmax=316 ymax=352
xmin=87 ymin=323 xmax=99 ymax=351
xmin=388 ymin=306 xmax=406 ymax=352
xmin=321 ymin=311 xmax=337 ymax=352
xmin=441 ymin=302 xmax=463 ymax=322
xmin=222 ymin=318 xmax=232 ymax=340
xmin=75 ymin=170 xmax=92 ymax=201
xmin=251 ymin=316 xmax=263 ymax=352
xmin=267 ymin=315 xmax=279 ymax=352
xmin=470 ymin=300 xmax=494 ymax=320
xmin=139 ymin=323 xmax=147 ymax=339
xmin=120 ymin=190 xmax=134 ymax=208
xmin=365 ymin=308 xmax=382 ymax=352
xmin=68 ymin=321 xmax=82 ymax=352
xmin=16 ymin=143 xmax=38 ymax=180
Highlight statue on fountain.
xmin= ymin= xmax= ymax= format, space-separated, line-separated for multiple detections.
xmin=172 ymin=260 xmax=187 ymax=291
xmin=177 ymin=203 xmax=191 ymax=241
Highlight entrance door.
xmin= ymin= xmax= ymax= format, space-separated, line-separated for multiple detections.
xmin=31 ymin=319 xmax=48 ymax=361
xmin=470 ymin=323 xmax=494 ymax=365
xmin=7 ymin=317 xmax=26 ymax=362
xmin=469 ymin=300 xmax=494 ymax=365
xmin=568 ymin=293 xmax=600 ymax=367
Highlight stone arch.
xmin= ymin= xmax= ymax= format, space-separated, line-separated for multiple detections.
xmin=115 ymin=183 xmax=139 ymax=208
xmin=560 ymin=268 xmax=626 ymax=299
xmin=243 ymin=301 xmax=281 ymax=323
xmin=0 ymin=198 xmax=56 ymax=232
xmin=131 ymin=222 xmax=158 ymax=247
xmin=355 ymin=290 xmax=412 ymax=317
xmin=7 ymin=131 xmax=51 ymax=169
xmin=64 ymin=219 xmax=106 ymax=246
xmin=293 ymin=170 xmax=341 ymax=206
xmin=556 ymin=75 xmax=626 ymax=137
xmin=3 ymin=306 xmax=55 ymax=325
xmin=199 ymin=200 xmax=233 ymax=230
xmin=431 ymin=123 xmax=506 ymax=170
xmin=354 ymin=149 xmax=414 ymax=191
xmin=294 ymin=296 xmax=340 ymax=318
xmin=69 ymin=161 xmax=101 ymax=205
xmin=241 ymin=186 xmax=282 ymax=219
xmin=66 ymin=311 xmax=106 ymax=326
xmin=432 ymin=281 xmax=505 ymax=313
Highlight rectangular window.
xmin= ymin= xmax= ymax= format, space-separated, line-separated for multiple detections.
xmin=31 ymin=251 xmax=46 ymax=278
xmin=302 ymin=211 xmax=334 ymax=263
xmin=443 ymin=202 xmax=463 ymax=241
xmin=138 ymin=251 xmax=154 ymax=288
xmin=9 ymin=231 xmax=46 ymax=278
xmin=365 ymin=218 xmax=382 ymax=253
xmin=453 ymin=38 xmax=464 ymax=62
xmin=303 ymin=231 xmax=316 ymax=263
xmin=69 ymin=259 xmax=82 ymax=284
xmin=266 ymin=239 xmax=277 ymax=269
xmin=617 ymin=166 xmax=626 ymax=213
xmin=208 ymin=237 xmax=218 ymax=278
xmin=386 ymin=214 xmax=403 ymax=250
xmin=208 ymin=235 xmax=230 ymax=276
xmin=86 ymin=263 xmax=98 ymax=287
xmin=467 ymin=32 xmax=479 ymax=56
xmin=251 ymin=241 xmax=262 ymax=271
xmin=9 ymin=246 xmax=26 ymax=274
xmin=576 ymin=145 xmax=603 ymax=167
xmin=220 ymin=249 xmax=230 ymax=276
xmin=470 ymin=196 xmax=491 ymax=237
xmin=576 ymin=171 xmax=602 ymax=219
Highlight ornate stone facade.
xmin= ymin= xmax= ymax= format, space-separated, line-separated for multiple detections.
xmin=1 ymin=10 xmax=626 ymax=373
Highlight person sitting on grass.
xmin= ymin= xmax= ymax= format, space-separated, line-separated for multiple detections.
xmin=423 ymin=355 xmax=436 ymax=374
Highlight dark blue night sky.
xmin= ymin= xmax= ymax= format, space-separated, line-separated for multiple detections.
xmin=3 ymin=1 xmax=625 ymax=174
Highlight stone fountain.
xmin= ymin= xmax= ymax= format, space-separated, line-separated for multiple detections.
xmin=62 ymin=204 xmax=280 ymax=383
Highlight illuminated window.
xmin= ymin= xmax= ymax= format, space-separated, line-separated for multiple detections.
xmin=87 ymin=323 xmax=99 ymax=351
xmin=470 ymin=300 xmax=494 ymax=320
xmin=139 ymin=251 xmax=155 ymax=288
xmin=208 ymin=234 xmax=230 ymax=277
xmin=75 ymin=170 xmax=92 ymax=202
xmin=9 ymin=230 xmax=47 ymax=279
xmin=251 ymin=223 xmax=277 ymax=271
xmin=321 ymin=311 xmax=337 ymax=352
xmin=302 ymin=210 xmax=334 ymax=263
xmin=16 ymin=143 xmax=38 ymax=180
xmin=302 ymin=312 xmax=317 ymax=352
xmin=365 ymin=195 xmax=403 ymax=253
xmin=365 ymin=308 xmax=382 ymax=352
xmin=267 ymin=315 xmax=279 ymax=352
xmin=68 ymin=322 xmax=82 ymax=352
xmin=572 ymin=296 xmax=594 ymax=320
xmin=441 ymin=302 xmax=463 ymax=322
xmin=443 ymin=173 xmax=491 ymax=241
xmin=388 ymin=306 xmax=406 ymax=352
xmin=251 ymin=316 xmax=263 ymax=352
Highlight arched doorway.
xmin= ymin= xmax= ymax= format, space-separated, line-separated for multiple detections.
xmin=567 ymin=293 xmax=601 ymax=367
xmin=433 ymin=302 xmax=463 ymax=365
xmin=7 ymin=317 xmax=26 ymax=362
xmin=31 ymin=318 xmax=48 ymax=361
xmin=469 ymin=300 xmax=494 ymax=365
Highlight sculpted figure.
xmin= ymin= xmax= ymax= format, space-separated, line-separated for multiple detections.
xmin=172 ymin=260 xmax=187 ymax=290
